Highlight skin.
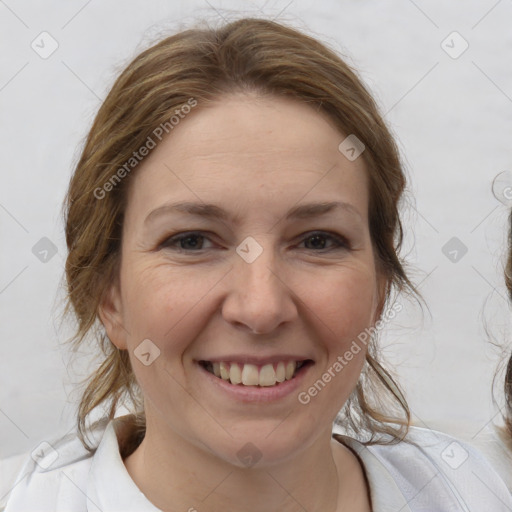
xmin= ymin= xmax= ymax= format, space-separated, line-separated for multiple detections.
xmin=100 ymin=92 xmax=384 ymax=511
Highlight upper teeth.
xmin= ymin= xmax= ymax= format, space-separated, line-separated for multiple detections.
xmin=210 ymin=361 xmax=300 ymax=387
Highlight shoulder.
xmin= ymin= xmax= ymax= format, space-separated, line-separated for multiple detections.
xmin=335 ymin=426 xmax=512 ymax=511
xmin=0 ymin=453 xmax=27 ymax=509
xmin=0 ymin=420 xmax=108 ymax=511
xmin=466 ymin=424 xmax=512 ymax=493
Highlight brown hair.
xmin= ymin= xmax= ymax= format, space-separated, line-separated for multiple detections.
xmin=63 ymin=17 xmax=417 ymax=451
xmin=503 ymin=212 xmax=512 ymax=437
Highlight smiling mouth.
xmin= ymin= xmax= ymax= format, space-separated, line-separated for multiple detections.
xmin=198 ymin=360 xmax=313 ymax=387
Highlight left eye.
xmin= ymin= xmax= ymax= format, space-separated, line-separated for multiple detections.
xmin=298 ymin=232 xmax=349 ymax=251
xmin=159 ymin=231 xmax=349 ymax=252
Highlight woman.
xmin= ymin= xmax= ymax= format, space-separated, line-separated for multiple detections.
xmin=469 ymin=211 xmax=512 ymax=492
xmin=502 ymin=214 xmax=512 ymax=473
xmin=2 ymin=17 xmax=510 ymax=511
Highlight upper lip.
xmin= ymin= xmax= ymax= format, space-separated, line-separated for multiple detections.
xmin=197 ymin=355 xmax=314 ymax=365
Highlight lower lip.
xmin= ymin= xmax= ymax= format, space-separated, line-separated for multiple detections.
xmin=196 ymin=362 xmax=313 ymax=403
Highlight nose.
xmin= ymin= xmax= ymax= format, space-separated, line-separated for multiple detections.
xmin=221 ymin=242 xmax=298 ymax=335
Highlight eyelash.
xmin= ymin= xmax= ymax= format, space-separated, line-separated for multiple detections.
xmin=158 ymin=231 xmax=351 ymax=253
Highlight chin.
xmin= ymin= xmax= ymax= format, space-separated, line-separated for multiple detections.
xmin=202 ymin=416 xmax=324 ymax=469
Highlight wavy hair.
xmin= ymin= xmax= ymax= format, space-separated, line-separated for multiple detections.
xmin=503 ymin=212 xmax=512 ymax=437
xmin=63 ymin=17 xmax=418 ymax=452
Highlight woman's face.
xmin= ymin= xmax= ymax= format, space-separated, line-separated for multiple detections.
xmin=101 ymin=93 xmax=385 ymax=466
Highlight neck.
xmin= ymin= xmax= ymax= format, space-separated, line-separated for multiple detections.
xmin=121 ymin=417 xmax=364 ymax=512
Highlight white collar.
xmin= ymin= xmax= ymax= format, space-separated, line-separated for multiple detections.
xmin=86 ymin=418 xmax=413 ymax=511
xmin=4 ymin=418 xmax=511 ymax=510
xmin=86 ymin=420 xmax=161 ymax=511
xmin=337 ymin=435 xmax=412 ymax=511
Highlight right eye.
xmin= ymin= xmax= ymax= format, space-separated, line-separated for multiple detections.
xmin=159 ymin=231 xmax=216 ymax=252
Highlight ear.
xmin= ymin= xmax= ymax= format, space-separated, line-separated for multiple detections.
xmin=98 ymin=280 xmax=128 ymax=350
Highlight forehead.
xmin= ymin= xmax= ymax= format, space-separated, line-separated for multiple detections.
xmin=125 ymin=93 xmax=369 ymax=224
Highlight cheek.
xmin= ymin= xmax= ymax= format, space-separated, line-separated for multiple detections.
xmin=120 ymin=261 xmax=218 ymax=350
xmin=302 ymin=268 xmax=378 ymax=345
xmin=119 ymin=263 xmax=210 ymax=397
xmin=299 ymin=268 xmax=376 ymax=394
xmin=294 ymin=270 xmax=375 ymax=421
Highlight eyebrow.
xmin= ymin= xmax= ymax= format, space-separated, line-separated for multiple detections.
xmin=144 ymin=200 xmax=362 ymax=226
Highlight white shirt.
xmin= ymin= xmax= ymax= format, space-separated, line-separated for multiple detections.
xmin=466 ymin=424 xmax=512 ymax=493
xmin=1 ymin=416 xmax=511 ymax=511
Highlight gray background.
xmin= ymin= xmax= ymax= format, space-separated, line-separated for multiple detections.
xmin=1 ymin=0 xmax=512 ymax=458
